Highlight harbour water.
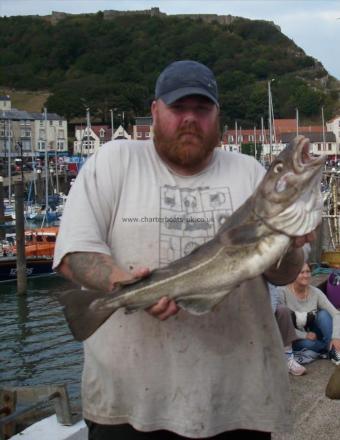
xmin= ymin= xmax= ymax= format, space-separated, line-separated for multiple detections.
xmin=0 ymin=275 xmax=83 ymax=406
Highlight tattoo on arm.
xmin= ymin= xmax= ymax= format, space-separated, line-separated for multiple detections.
xmin=66 ymin=252 xmax=117 ymax=291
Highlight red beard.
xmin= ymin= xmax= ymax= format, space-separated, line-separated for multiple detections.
xmin=153 ymin=120 xmax=220 ymax=169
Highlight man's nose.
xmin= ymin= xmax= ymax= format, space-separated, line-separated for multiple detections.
xmin=182 ymin=109 xmax=197 ymax=123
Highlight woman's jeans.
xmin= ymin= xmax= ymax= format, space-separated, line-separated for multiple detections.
xmin=292 ymin=309 xmax=333 ymax=353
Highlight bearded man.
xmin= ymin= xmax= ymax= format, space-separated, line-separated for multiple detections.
xmin=54 ymin=60 xmax=311 ymax=440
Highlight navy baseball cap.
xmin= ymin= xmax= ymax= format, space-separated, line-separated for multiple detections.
xmin=155 ymin=60 xmax=219 ymax=106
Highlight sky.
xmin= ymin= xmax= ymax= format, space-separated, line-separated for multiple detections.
xmin=1 ymin=0 xmax=340 ymax=80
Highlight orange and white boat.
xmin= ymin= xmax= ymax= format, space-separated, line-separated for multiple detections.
xmin=0 ymin=227 xmax=58 ymax=282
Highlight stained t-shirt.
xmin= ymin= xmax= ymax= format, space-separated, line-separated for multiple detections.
xmin=54 ymin=141 xmax=293 ymax=437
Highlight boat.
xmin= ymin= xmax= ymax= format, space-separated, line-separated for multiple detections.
xmin=0 ymin=226 xmax=58 ymax=282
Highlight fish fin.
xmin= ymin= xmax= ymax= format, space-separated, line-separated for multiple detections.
xmin=58 ymin=289 xmax=117 ymax=342
xmin=177 ymin=291 xmax=229 ymax=315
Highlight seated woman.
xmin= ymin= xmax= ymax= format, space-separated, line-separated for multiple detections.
xmin=278 ymin=263 xmax=340 ymax=364
xmin=268 ymin=283 xmax=306 ymax=376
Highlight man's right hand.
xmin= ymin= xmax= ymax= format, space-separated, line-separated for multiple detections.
xmin=147 ymin=296 xmax=180 ymax=321
xmin=132 ymin=268 xmax=180 ymax=320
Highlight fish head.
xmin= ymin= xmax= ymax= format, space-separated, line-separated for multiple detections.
xmin=255 ymin=135 xmax=326 ymax=236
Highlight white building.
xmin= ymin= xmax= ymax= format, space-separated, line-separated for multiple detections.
xmin=73 ymin=124 xmax=130 ymax=156
xmin=326 ymin=116 xmax=340 ymax=145
xmin=0 ymin=96 xmax=68 ymax=158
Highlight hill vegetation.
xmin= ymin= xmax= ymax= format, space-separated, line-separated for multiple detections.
xmin=0 ymin=12 xmax=338 ymax=127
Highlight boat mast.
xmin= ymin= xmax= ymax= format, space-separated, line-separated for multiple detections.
xmin=321 ymin=106 xmax=326 ymax=153
xmin=268 ymin=82 xmax=272 ymax=163
xmin=110 ymin=109 xmax=114 ymax=140
xmin=7 ymin=118 xmax=12 ymax=203
xmin=235 ymin=121 xmax=238 ymax=151
xmin=42 ymin=108 xmax=49 ymax=226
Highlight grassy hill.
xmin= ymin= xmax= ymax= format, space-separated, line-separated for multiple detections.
xmin=0 ymin=12 xmax=338 ymax=127
xmin=0 ymin=88 xmax=50 ymax=112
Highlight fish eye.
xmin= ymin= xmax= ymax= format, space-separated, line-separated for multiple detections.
xmin=273 ymin=163 xmax=284 ymax=174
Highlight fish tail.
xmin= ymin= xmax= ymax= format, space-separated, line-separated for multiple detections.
xmin=59 ymin=289 xmax=118 ymax=342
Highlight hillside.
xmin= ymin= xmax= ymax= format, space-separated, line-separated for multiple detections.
xmin=0 ymin=88 xmax=50 ymax=112
xmin=0 ymin=10 xmax=338 ymax=127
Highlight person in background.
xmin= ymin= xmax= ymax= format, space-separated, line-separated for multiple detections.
xmin=268 ymin=283 xmax=306 ymax=376
xmin=278 ymin=263 xmax=340 ymax=365
xmin=54 ymin=60 xmax=313 ymax=440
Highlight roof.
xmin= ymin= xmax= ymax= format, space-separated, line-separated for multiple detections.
xmin=280 ymin=131 xmax=336 ymax=143
xmin=135 ymin=116 xmax=153 ymax=126
xmin=0 ymin=109 xmax=34 ymax=120
xmin=274 ymin=119 xmax=297 ymax=132
xmin=30 ymin=112 xmax=65 ymax=121
xmin=0 ymin=109 xmax=64 ymax=121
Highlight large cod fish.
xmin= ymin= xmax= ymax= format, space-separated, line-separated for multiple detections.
xmin=59 ymin=135 xmax=325 ymax=342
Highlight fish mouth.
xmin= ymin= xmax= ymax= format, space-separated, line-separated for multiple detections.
xmin=274 ymin=136 xmax=326 ymax=194
xmin=293 ymin=136 xmax=325 ymax=173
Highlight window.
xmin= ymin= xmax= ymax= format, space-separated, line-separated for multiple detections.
xmin=328 ymin=143 xmax=332 ymax=150
xmin=38 ymin=141 xmax=46 ymax=150
xmin=20 ymin=129 xmax=31 ymax=137
xmin=22 ymin=139 xmax=31 ymax=150
xmin=39 ymin=129 xmax=45 ymax=139
xmin=59 ymin=120 xmax=63 ymax=126
xmin=237 ymin=135 xmax=243 ymax=142
xmin=99 ymin=128 xmax=105 ymax=138
xmin=228 ymin=135 xmax=234 ymax=142
xmin=318 ymin=144 xmax=321 ymax=151
xmin=249 ymin=135 xmax=254 ymax=142
xmin=58 ymin=129 xmax=64 ymax=139
xmin=259 ymin=135 xmax=264 ymax=142
xmin=49 ymin=120 xmax=53 ymax=126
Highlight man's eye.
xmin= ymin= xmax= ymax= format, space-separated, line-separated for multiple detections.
xmin=197 ymin=106 xmax=210 ymax=114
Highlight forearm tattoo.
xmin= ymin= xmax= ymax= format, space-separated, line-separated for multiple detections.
xmin=67 ymin=252 xmax=115 ymax=291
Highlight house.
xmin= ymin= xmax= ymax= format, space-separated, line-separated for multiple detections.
xmin=326 ymin=116 xmax=340 ymax=145
xmin=0 ymin=95 xmax=11 ymax=111
xmin=280 ymin=131 xmax=337 ymax=157
xmin=133 ymin=117 xmax=153 ymax=140
xmin=73 ymin=124 xmax=130 ymax=156
xmin=0 ymin=96 xmax=68 ymax=158
xmin=222 ymin=117 xmax=339 ymax=160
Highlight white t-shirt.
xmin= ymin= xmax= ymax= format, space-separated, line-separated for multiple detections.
xmin=54 ymin=141 xmax=292 ymax=437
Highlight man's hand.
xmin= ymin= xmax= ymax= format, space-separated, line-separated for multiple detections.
xmin=291 ymin=231 xmax=316 ymax=248
xmin=132 ymin=268 xmax=180 ymax=321
xmin=147 ymin=297 xmax=180 ymax=320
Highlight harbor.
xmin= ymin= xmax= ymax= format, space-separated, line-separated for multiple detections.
xmin=1 ymin=3 xmax=340 ymax=439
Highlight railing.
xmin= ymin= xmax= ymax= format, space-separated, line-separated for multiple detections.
xmin=0 ymin=384 xmax=73 ymax=439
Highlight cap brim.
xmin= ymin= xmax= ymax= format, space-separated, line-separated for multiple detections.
xmin=159 ymin=87 xmax=219 ymax=106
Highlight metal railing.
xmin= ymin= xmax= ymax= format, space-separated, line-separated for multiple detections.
xmin=0 ymin=384 xmax=73 ymax=439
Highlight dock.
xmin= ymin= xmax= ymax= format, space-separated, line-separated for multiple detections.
xmin=274 ymin=360 xmax=340 ymax=440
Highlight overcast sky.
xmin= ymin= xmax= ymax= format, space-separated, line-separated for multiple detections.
xmin=1 ymin=0 xmax=339 ymax=79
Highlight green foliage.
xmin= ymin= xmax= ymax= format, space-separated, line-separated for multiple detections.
xmin=0 ymin=14 xmax=337 ymax=124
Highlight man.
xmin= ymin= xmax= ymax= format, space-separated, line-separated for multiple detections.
xmin=54 ymin=60 xmax=311 ymax=440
